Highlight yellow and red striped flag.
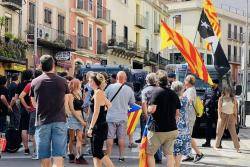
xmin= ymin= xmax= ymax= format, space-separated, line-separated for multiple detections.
xmin=160 ymin=20 xmax=213 ymax=85
xmin=127 ymin=103 xmax=142 ymax=135
xmin=203 ymin=0 xmax=221 ymax=39
xmin=139 ymin=116 xmax=153 ymax=167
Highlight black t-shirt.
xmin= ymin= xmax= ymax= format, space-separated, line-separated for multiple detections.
xmin=150 ymin=87 xmax=181 ymax=132
xmin=8 ymin=82 xmax=17 ymax=99
xmin=30 ymin=73 xmax=69 ymax=126
xmin=16 ymin=81 xmax=31 ymax=108
xmin=0 ymin=86 xmax=11 ymax=116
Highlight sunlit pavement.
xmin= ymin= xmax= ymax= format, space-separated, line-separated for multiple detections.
xmin=1 ymin=116 xmax=250 ymax=167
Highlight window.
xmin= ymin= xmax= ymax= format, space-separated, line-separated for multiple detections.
xmin=174 ymin=15 xmax=181 ymax=31
xmin=228 ymin=24 xmax=231 ymax=39
xmin=146 ymin=39 xmax=149 ymax=52
xmin=228 ymin=45 xmax=231 ymax=61
xmin=207 ymin=54 xmax=212 ymax=65
xmin=234 ymin=46 xmax=237 ymax=62
xmin=234 ymin=25 xmax=237 ymax=40
xmin=89 ymin=0 xmax=93 ymax=11
xmin=124 ymin=26 xmax=128 ymax=42
xmin=111 ymin=20 xmax=116 ymax=39
xmin=77 ymin=0 xmax=83 ymax=9
xmin=89 ymin=24 xmax=93 ymax=48
xmin=240 ymin=27 xmax=243 ymax=42
xmin=44 ymin=8 xmax=52 ymax=24
xmin=239 ymin=46 xmax=242 ymax=62
xmin=29 ymin=3 xmax=35 ymax=24
xmin=77 ymin=20 xmax=83 ymax=48
xmin=58 ymin=15 xmax=65 ymax=33
xmin=5 ymin=14 xmax=12 ymax=33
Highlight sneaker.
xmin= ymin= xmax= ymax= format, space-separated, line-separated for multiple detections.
xmin=24 ymin=149 xmax=30 ymax=155
xmin=68 ymin=154 xmax=75 ymax=163
xmin=202 ymin=142 xmax=211 ymax=147
xmin=31 ymin=153 xmax=38 ymax=160
xmin=128 ymin=143 xmax=137 ymax=148
xmin=135 ymin=139 xmax=141 ymax=143
xmin=75 ymin=155 xmax=88 ymax=164
xmin=193 ymin=153 xmax=204 ymax=163
xmin=119 ymin=157 xmax=125 ymax=162
xmin=182 ymin=156 xmax=194 ymax=162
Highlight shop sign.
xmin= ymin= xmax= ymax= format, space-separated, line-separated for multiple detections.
xmin=55 ymin=52 xmax=71 ymax=61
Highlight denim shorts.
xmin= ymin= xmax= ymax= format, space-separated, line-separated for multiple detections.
xmin=67 ymin=116 xmax=83 ymax=131
xmin=35 ymin=122 xmax=67 ymax=159
xmin=29 ymin=112 xmax=36 ymax=135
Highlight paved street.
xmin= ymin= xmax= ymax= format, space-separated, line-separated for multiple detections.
xmin=0 ymin=116 xmax=250 ymax=167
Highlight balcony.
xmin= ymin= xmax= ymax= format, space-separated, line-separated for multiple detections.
xmin=0 ymin=0 xmax=22 ymax=10
xmin=107 ymin=36 xmax=137 ymax=52
xmin=144 ymin=51 xmax=169 ymax=67
xmin=154 ymin=23 xmax=160 ymax=34
xmin=135 ymin=14 xmax=147 ymax=29
xmin=77 ymin=34 xmax=89 ymax=50
xmin=97 ymin=40 xmax=107 ymax=54
xmin=27 ymin=23 xmax=76 ymax=51
xmin=0 ymin=35 xmax=28 ymax=63
xmin=73 ymin=0 xmax=93 ymax=17
xmin=96 ymin=5 xmax=110 ymax=25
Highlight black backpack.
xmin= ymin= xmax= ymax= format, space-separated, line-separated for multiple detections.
xmin=5 ymin=120 xmax=22 ymax=153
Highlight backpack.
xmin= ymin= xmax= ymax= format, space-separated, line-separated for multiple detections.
xmin=5 ymin=127 xmax=22 ymax=153
xmin=193 ymin=96 xmax=204 ymax=117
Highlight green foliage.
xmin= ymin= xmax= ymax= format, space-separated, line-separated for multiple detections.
xmin=0 ymin=34 xmax=28 ymax=61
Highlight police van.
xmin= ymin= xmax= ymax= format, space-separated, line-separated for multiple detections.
xmin=75 ymin=64 xmax=147 ymax=101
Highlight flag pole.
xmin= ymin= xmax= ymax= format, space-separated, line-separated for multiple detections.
xmin=242 ymin=0 xmax=249 ymax=128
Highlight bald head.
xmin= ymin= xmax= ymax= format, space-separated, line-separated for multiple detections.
xmin=117 ymin=71 xmax=127 ymax=84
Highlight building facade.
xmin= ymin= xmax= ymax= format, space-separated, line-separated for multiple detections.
xmin=106 ymin=0 xmax=169 ymax=72
xmin=0 ymin=0 xmax=27 ymax=76
xmin=69 ymin=0 xmax=109 ymax=76
xmin=165 ymin=0 xmax=248 ymax=83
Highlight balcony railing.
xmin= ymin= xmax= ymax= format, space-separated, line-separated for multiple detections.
xmin=135 ymin=14 xmax=147 ymax=29
xmin=144 ymin=51 xmax=169 ymax=66
xmin=27 ymin=23 xmax=76 ymax=50
xmin=96 ymin=5 xmax=111 ymax=23
xmin=107 ymin=36 xmax=137 ymax=52
xmin=77 ymin=34 xmax=89 ymax=50
xmin=97 ymin=40 xmax=107 ymax=54
xmin=75 ymin=0 xmax=94 ymax=17
xmin=0 ymin=0 xmax=22 ymax=10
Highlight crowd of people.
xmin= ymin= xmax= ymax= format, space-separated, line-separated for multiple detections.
xmin=0 ymin=54 xmax=241 ymax=167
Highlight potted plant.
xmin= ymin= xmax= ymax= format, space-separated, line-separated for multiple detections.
xmin=4 ymin=32 xmax=14 ymax=43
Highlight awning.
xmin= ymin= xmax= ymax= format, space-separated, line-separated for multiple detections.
xmin=4 ymin=63 xmax=26 ymax=72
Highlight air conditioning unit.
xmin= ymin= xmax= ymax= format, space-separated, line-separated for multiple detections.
xmin=37 ymin=28 xmax=44 ymax=39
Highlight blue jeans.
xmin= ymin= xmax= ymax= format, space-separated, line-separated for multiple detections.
xmin=35 ymin=122 xmax=67 ymax=159
xmin=154 ymin=147 xmax=163 ymax=161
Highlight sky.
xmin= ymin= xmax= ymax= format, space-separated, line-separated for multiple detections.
xmin=214 ymin=0 xmax=246 ymax=11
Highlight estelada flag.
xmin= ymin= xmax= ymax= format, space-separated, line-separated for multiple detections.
xmin=127 ymin=103 xmax=142 ymax=135
xmin=198 ymin=10 xmax=230 ymax=76
xmin=139 ymin=116 xmax=153 ymax=167
xmin=203 ymin=0 xmax=221 ymax=39
xmin=160 ymin=20 xmax=213 ymax=85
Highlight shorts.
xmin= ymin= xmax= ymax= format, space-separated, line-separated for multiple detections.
xmin=107 ymin=121 xmax=126 ymax=140
xmin=146 ymin=130 xmax=178 ymax=156
xmin=35 ymin=122 xmax=67 ymax=159
xmin=67 ymin=116 xmax=83 ymax=131
xmin=29 ymin=112 xmax=36 ymax=135
xmin=20 ymin=108 xmax=30 ymax=131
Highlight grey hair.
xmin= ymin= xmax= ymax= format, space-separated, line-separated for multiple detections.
xmin=171 ymin=81 xmax=184 ymax=96
xmin=146 ymin=73 xmax=158 ymax=85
